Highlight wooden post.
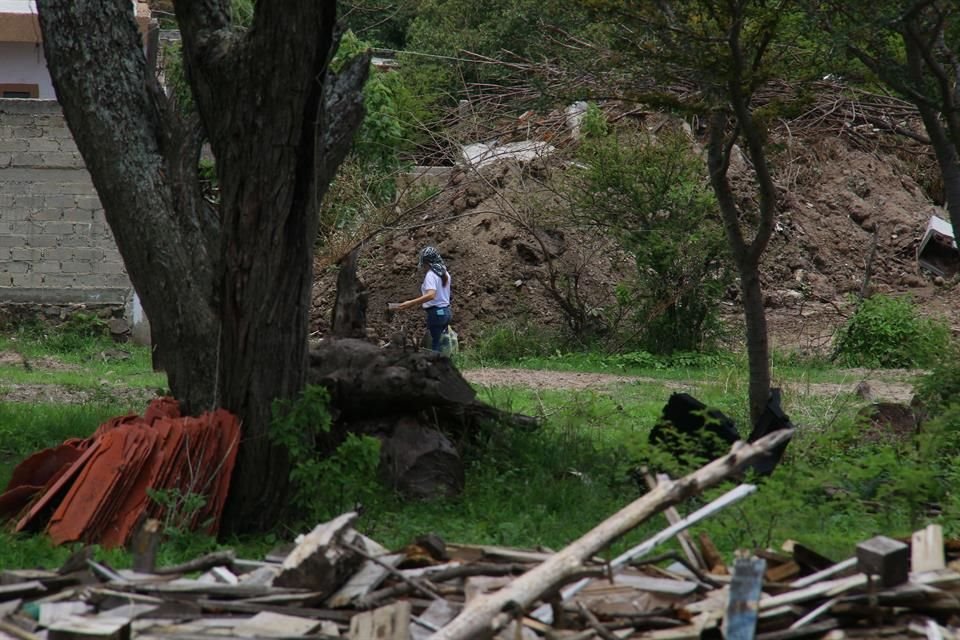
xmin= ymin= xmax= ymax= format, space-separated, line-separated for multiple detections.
xmin=856 ymin=536 xmax=908 ymax=587
xmin=723 ymin=555 xmax=766 ymax=640
xmin=911 ymin=524 xmax=945 ymax=574
xmin=128 ymin=518 xmax=160 ymax=574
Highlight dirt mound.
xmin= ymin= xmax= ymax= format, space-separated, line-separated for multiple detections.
xmin=757 ymin=134 xmax=959 ymax=353
xmin=311 ymin=115 xmax=960 ymax=353
xmin=311 ymin=160 xmax=627 ymax=347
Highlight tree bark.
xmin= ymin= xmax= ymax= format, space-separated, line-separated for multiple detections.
xmin=707 ymin=110 xmax=773 ymax=425
xmin=37 ymin=0 xmax=369 ymax=532
xmin=36 ymin=0 xmax=219 ymax=414
xmin=332 ymin=247 xmax=369 ymax=338
xmin=737 ymin=258 xmax=772 ymax=425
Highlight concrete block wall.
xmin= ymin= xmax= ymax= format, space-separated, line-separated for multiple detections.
xmin=0 ymin=99 xmax=132 ymax=305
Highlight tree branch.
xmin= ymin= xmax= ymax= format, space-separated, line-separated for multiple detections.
xmin=316 ymin=52 xmax=372 ymax=199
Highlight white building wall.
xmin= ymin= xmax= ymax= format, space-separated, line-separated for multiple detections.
xmin=0 ymin=41 xmax=55 ymax=99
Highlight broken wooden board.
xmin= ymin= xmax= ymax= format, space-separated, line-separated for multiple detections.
xmin=410 ymin=600 xmax=460 ymax=640
xmin=327 ymin=553 xmax=404 ymax=608
xmin=723 ymin=556 xmax=766 ymax=640
xmin=274 ymin=513 xmax=363 ymax=596
xmin=348 ymin=601 xmax=411 ymax=640
xmin=233 ymin=611 xmax=321 ymax=638
xmin=612 ymin=572 xmax=699 ymax=596
xmin=789 ymin=557 xmax=857 ymax=589
xmin=0 ymin=581 xmax=46 ymax=602
xmin=35 ymin=602 xmax=93 ymax=627
xmin=912 ymin=525 xmax=946 ymax=575
xmin=46 ymin=615 xmax=130 ymax=640
xmin=760 ymin=573 xmax=868 ymax=610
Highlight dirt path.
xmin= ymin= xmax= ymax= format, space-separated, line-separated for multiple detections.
xmin=0 ymin=367 xmax=915 ymax=404
xmin=463 ymin=367 xmax=916 ymax=402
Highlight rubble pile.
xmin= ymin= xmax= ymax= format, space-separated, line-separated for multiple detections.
xmin=0 ymin=398 xmax=240 ymax=546
xmin=3 ymin=506 xmax=960 ymax=638
xmin=1 ymin=430 xmax=959 ymax=639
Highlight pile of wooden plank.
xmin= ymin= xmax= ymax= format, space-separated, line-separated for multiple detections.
xmin=2 ymin=511 xmax=960 ymax=640
xmin=0 ymin=399 xmax=240 ymax=547
xmin=5 ymin=429 xmax=960 ymax=639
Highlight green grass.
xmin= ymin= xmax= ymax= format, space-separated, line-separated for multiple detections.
xmin=0 ymin=324 xmax=944 ymax=573
xmin=0 ymin=331 xmax=165 ymax=390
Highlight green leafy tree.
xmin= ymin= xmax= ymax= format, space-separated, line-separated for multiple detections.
xmin=585 ymin=0 xmax=796 ymax=423
xmin=572 ymin=124 xmax=731 ymax=353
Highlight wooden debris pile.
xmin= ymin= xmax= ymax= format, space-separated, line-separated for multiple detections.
xmin=0 ymin=398 xmax=240 ymax=547
xmin=4 ymin=430 xmax=960 ymax=639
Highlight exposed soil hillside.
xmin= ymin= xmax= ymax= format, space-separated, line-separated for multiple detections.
xmin=310 ymin=107 xmax=960 ymax=355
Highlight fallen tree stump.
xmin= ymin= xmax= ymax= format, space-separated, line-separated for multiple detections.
xmin=380 ymin=419 xmax=464 ymax=499
xmin=308 ymin=338 xmax=537 ymax=499
xmin=308 ymin=338 xmax=536 ymax=433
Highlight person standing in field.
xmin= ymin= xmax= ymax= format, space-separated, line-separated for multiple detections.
xmin=387 ymin=246 xmax=453 ymax=351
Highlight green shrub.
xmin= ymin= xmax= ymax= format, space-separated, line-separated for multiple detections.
xmin=834 ymin=295 xmax=951 ymax=368
xmin=470 ymin=319 xmax=565 ymax=362
xmin=572 ymin=126 xmax=732 ymax=354
xmin=914 ymin=346 xmax=960 ymax=418
xmin=270 ymin=385 xmax=383 ymax=525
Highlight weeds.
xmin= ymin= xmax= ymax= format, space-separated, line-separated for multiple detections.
xmin=834 ymin=294 xmax=951 ymax=368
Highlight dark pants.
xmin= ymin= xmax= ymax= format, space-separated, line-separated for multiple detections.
xmin=425 ymin=306 xmax=452 ymax=351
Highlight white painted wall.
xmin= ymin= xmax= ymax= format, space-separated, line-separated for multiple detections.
xmin=0 ymin=41 xmax=55 ymax=98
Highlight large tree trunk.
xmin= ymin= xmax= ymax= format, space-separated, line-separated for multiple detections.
xmin=37 ymin=0 xmax=369 ymax=533
xmin=36 ymin=1 xmax=220 ymax=415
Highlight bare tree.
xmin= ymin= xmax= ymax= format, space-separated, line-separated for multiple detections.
xmin=36 ymin=0 xmax=369 ymax=532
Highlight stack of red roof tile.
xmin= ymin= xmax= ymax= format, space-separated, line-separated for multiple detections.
xmin=0 ymin=398 xmax=240 ymax=547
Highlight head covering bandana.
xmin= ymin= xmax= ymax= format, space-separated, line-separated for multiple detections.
xmin=418 ymin=246 xmax=447 ymax=278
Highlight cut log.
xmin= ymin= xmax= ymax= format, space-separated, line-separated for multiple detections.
xmin=429 ymin=429 xmax=793 ymax=640
xmin=273 ymin=513 xmax=364 ymax=597
xmin=380 ymin=419 xmax=465 ymax=499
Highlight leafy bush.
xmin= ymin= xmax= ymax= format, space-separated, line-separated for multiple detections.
xmin=914 ymin=345 xmax=960 ymax=418
xmin=470 ymin=319 xmax=566 ymax=362
xmin=834 ymin=295 xmax=951 ymax=368
xmin=270 ymin=385 xmax=383 ymax=524
xmin=571 ymin=126 xmax=732 ymax=354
